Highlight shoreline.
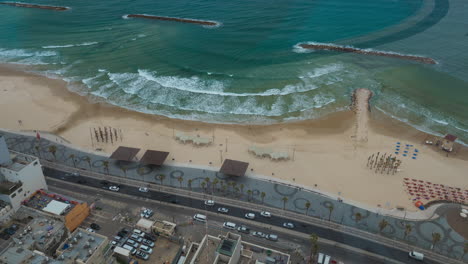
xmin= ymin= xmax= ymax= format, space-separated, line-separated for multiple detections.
xmin=1 ymin=63 xmax=467 ymax=211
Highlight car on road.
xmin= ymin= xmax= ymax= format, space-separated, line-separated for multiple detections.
xmin=77 ymin=179 xmax=87 ymax=184
xmin=260 ymin=211 xmax=272 ymax=218
xmin=408 ymin=251 xmax=424 ymax=261
xmin=90 ymin=223 xmax=100 ymax=230
xmin=237 ymin=225 xmax=250 ymax=234
xmin=138 ymin=187 xmax=148 ymax=192
xmin=193 ymin=214 xmax=207 ymax=222
xmin=223 ymin=222 xmax=237 ymax=230
xmin=217 ymin=207 xmax=229 ymax=214
xmin=283 ymin=222 xmax=295 ymax=229
xmin=266 ymin=234 xmax=278 ymax=241
xmin=86 ymin=228 xmax=95 ymax=233
xmin=252 ymin=231 xmax=266 ymax=238
xmin=136 ymin=251 xmax=149 ymax=260
xmin=72 ymin=172 xmax=80 ymax=176
xmin=204 ymin=200 xmax=215 ymax=206
xmin=244 ymin=213 xmax=255 ymax=220
xmin=109 ymin=186 xmax=120 ymax=192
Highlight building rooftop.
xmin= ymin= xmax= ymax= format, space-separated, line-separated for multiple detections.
xmin=241 ymin=241 xmax=290 ymax=264
xmin=23 ymin=190 xmax=80 ymax=215
xmin=0 ymin=151 xmax=38 ymax=172
xmin=218 ymin=238 xmax=237 ymax=257
xmin=193 ymin=236 xmax=221 ymax=264
xmin=57 ymin=228 xmax=107 ymax=263
xmin=151 ymin=236 xmax=182 ymax=264
xmin=17 ymin=212 xmax=66 ymax=249
xmin=0 ymin=180 xmax=22 ymax=195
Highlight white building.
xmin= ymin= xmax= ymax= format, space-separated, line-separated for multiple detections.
xmin=0 ymin=135 xmax=47 ymax=212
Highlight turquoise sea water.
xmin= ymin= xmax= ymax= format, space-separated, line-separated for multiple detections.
xmin=0 ymin=0 xmax=467 ymax=144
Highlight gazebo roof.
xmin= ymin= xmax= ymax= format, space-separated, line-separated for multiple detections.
xmin=444 ymin=134 xmax=457 ymax=142
xmin=220 ymin=159 xmax=249 ymax=177
xmin=109 ymin=146 xmax=140 ymax=161
xmin=140 ymin=150 xmax=169 ymax=166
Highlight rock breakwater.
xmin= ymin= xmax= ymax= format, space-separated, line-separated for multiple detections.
xmin=0 ymin=2 xmax=69 ymax=11
xmin=126 ymin=14 xmax=219 ymax=26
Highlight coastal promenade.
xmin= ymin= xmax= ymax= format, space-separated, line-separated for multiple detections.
xmin=1 ymin=129 xmax=467 ymax=262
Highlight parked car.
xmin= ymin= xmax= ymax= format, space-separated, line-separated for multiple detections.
xmin=90 ymin=223 xmax=100 ymax=230
xmin=283 ymin=222 xmax=295 ymax=229
xmin=144 ymin=233 xmax=157 ymax=242
xmin=114 ymin=236 xmax=122 ymax=241
xmin=223 ymin=222 xmax=236 ymax=230
xmin=260 ymin=211 xmax=272 ymax=218
xmin=109 ymin=186 xmax=120 ymax=192
xmin=126 ymin=239 xmax=139 ymax=248
xmin=4 ymin=227 xmax=16 ymax=235
xmin=245 ymin=213 xmax=255 ymax=220
xmin=204 ymin=200 xmax=215 ymax=206
xmin=217 ymin=207 xmax=229 ymax=214
xmin=86 ymin=228 xmax=95 ymax=233
xmin=252 ymin=231 xmax=266 ymax=238
xmin=139 ymin=245 xmax=153 ymax=254
xmin=135 ymin=251 xmax=149 ymax=260
xmin=266 ymin=234 xmax=278 ymax=241
xmin=130 ymin=234 xmax=143 ymax=243
xmin=138 ymin=187 xmax=148 ymax=192
xmin=142 ymin=239 xmax=155 ymax=247
xmin=133 ymin=229 xmax=145 ymax=237
xmin=141 ymin=209 xmax=154 ymax=218
xmin=237 ymin=226 xmax=250 ymax=234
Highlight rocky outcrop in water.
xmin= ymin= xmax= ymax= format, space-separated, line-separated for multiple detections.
xmin=0 ymin=2 xmax=69 ymax=11
xmin=300 ymin=43 xmax=436 ymax=65
xmin=127 ymin=14 xmax=218 ymax=26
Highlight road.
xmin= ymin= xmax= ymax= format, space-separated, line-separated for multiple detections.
xmin=44 ymin=167 xmax=440 ymax=264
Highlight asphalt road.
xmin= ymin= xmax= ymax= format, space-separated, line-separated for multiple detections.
xmin=43 ymin=167 xmax=439 ymax=264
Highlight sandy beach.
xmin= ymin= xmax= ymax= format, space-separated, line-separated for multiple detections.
xmin=1 ymin=64 xmax=467 ymax=212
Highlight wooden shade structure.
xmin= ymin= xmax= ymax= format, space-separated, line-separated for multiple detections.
xmin=220 ymin=159 xmax=249 ymax=177
xmin=140 ymin=150 xmax=169 ymax=166
xmin=109 ymin=146 xmax=140 ymax=161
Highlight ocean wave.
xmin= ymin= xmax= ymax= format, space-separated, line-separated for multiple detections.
xmin=42 ymin=42 xmax=98 ymax=49
xmin=0 ymin=48 xmax=56 ymax=58
xmin=125 ymin=14 xmax=221 ymax=28
xmin=454 ymin=125 xmax=468 ymax=133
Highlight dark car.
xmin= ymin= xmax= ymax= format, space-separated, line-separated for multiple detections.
xmin=170 ymin=198 xmax=179 ymax=204
xmin=77 ymin=179 xmax=87 ymax=184
xmin=144 ymin=233 xmax=157 ymax=242
xmin=90 ymin=223 xmax=101 ymax=230
xmin=0 ymin=233 xmax=10 ymax=240
xmin=100 ymin=180 xmax=109 ymax=185
xmin=4 ymin=228 xmax=16 ymax=235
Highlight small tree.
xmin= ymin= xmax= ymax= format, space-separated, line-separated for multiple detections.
xmin=309 ymin=233 xmax=318 ymax=264
xmin=188 ymin=179 xmax=193 ymax=191
xmin=431 ymin=232 xmax=441 ymax=250
xmin=69 ymin=154 xmax=76 ymax=168
xmin=121 ymin=166 xmax=127 ymax=178
xmin=103 ymin=161 xmax=109 ymax=175
xmin=157 ymin=174 xmax=166 ymax=185
xmin=222 ymin=185 xmax=227 ymax=193
xmin=240 ymin=184 xmax=245 ymax=195
xmin=235 ymin=187 xmax=240 ymax=196
xmin=247 ymin=190 xmax=252 ymax=201
xmin=261 ymin=192 xmax=266 ymax=204
xmin=404 ymin=224 xmax=412 ymax=240
xmin=177 ymin=176 xmax=184 ymax=188
xmin=355 ymin=212 xmax=362 ymax=224
xmin=282 ymin=196 xmax=288 ymax=210
xmin=201 ymin=181 xmax=206 ymax=192
xmin=305 ymin=201 xmax=311 ymax=215
xmin=84 ymin=156 xmax=91 ymax=168
xmin=327 ymin=204 xmax=334 ymax=221
xmin=48 ymin=145 xmax=57 ymax=160
xmin=212 ymin=178 xmax=219 ymax=192
xmin=378 ymin=219 xmax=388 ymax=233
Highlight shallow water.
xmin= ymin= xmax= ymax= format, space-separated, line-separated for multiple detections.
xmin=0 ymin=0 xmax=467 ymax=144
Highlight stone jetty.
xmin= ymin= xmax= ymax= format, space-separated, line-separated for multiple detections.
xmin=0 ymin=2 xmax=69 ymax=11
xmin=127 ymin=14 xmax=218 ymax=26
xmin=300 ymin=43 xmax=436 ymax=64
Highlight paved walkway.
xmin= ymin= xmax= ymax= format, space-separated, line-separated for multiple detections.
xmin=1 ymin=129 xmax=467 ymax=262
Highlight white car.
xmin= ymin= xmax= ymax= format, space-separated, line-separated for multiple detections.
xmin=140 ymin=209 xmax=153 ymax=219
xmin=86 ymin=228 xmax=95 ymax=233
xmin=217 ymin=207 xmax=229 ymax=214
xmin=205 ymin=200 xmax=215 ymax=206
xmin=109 ymin=186 xmax=120 ymax=192
xmin=260 ymin=211 xmax=272 ymax=218
xmin=283 ymin=222 xmax=295 ymax=229
xmin=138 ymin=187 xmax=148 ymax=192
xmin=245 ymin=213 xmax=256 ymax=220
xmin=223 ymin=222 xmax=236 ymax=230
xmin=252 ymin=231 xmax=266 ymax=238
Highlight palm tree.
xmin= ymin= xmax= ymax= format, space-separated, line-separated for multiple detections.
xmin=235 ymin=187 xmax=240 ymax=196
xmin=201 ymin=181 xmax=206 ymax=192
xmin=69 ymin=154 xmax=76 ymax=168
xmin=177 ymin=176 xmax=184 ymax=188
xmin=240 ymin=184 xmax=245 ymax=195
xmin=431 ymin=232 xmax=441 ymax=251
xmin=354 ymin=212 xmax=362 ymax=224
xmin=261 ymin=192 xmax=266 ymax=204
xmin=247 ymin=190 xmax=252 ymax=201
xmin=84 ymin=156 xmax=91 ymax=169
xmin=188 ymin=179 xmax=193 ymax=191
xmin=327 ymin=204 xmax=334 ymax=221
xmin=378 ymin=219 xmax=388 ymax=233
xmin=305 ymin=201 xmax=311 ymax=215
xmin=282 ymin=196 xmax=288 ymax=210
xmin=157 ymin=174 xmax=166 ymax=185
xmin=222 ymin=185 xmax=227 ymax=193
xmin=204 ymin=177 xmax=210 ymax=187
xmin=212 ymin=178 xmax=219 ymax=192
xmin=404 ymin=224 xmax=412 ymax=240
xmin=48 ymin=145 xmax=57 ymax=160
xmin=103 ymin=161 xmax=109 ymax=175
xmin=308 ymin=233 xmax=318 ymax=264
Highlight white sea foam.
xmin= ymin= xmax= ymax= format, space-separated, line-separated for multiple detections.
xmin=122 ymin=14 xmax=129 ymax=19
xmin=42 ymin=42 xmax=98 ymax=49
xmin=124 ymin=14 xmax=221 ymax=28
xmin=454 ymin=125 xmax=468 ymax=133
xmin=0 ymin=48 xmax=57 ymax=57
